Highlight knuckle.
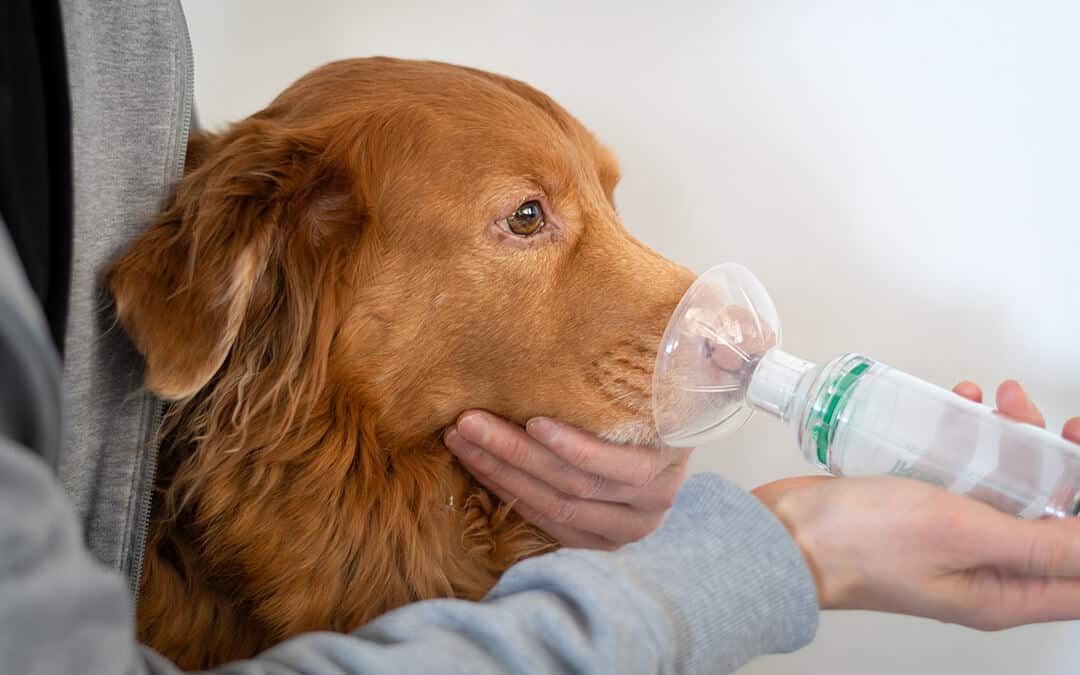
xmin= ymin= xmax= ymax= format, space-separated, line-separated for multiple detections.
xmin=513 ymin=502 xmax=546 ymax=527
xmin=566 ymin=439 xmax=593 ymax=470
xmin=499 ymin=431 xmax=531 ymax=466
xmin=970 ymin=612 xmax=1009 ymax=632
xmin=578 ymin=473 xmax=606 ymax=499
xmin=1026 ymin=536 xmax=1062 ymax=576
xmin=963 ymin=602 xmax=997 ymax=631
xmin=550 ymin=497 xmax=579 ymax=524
xmin=630 ymin=457 xmax=660 ymax=488
xmin=630 ymin=519 xmax=659 ymax=542
xmin=476 ymin=453 xmax=507 ymax=481
xmin=654 ymin=486 xmax=677 ymax=510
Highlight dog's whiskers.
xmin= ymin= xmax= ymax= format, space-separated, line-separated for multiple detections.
xmin=604 ymin=388 xmax=649 ymax=411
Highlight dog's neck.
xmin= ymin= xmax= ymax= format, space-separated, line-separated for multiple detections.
xmin=149 ymin=382 xmax=546 ymax=638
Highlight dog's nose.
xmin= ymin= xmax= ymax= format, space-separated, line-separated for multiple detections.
xmin=693 ymin=305 xmax=774 ymax=373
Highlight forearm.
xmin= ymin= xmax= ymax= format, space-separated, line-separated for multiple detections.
xmin=0 ymin=437 xmax=817 ymax=675
xmin=345 ymin=474 xmax=820 ymax=675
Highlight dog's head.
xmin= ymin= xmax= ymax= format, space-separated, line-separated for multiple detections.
xmin=109 ymin=58 xmax=694 ymax=452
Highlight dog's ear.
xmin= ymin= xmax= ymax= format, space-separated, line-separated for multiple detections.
xmin=108 ymin=119 xmax=354 ymax=400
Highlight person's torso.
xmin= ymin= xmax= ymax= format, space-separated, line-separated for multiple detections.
xmin=58 ymin=0 xmax=193 ymax=597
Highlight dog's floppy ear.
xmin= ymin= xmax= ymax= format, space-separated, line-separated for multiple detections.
xmin=108 ymin=120 xmax=346 ymax=400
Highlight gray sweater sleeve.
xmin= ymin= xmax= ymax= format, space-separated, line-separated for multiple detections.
xmin=0 ymin=220 xmax=818 ymax=675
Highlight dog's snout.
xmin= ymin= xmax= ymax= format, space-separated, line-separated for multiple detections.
xmin=701 ymin=333 xmax=716 ymax=361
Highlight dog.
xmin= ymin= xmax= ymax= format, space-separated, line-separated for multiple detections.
xmin=108 ymin=57 xmax=694 ymax=669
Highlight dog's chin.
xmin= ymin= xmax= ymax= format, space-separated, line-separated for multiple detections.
xmin=598 ymin=421 xmax=664 ymax=449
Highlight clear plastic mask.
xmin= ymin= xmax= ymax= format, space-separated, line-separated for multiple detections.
xmin=652 ymin=263 xmax=781 ymax=447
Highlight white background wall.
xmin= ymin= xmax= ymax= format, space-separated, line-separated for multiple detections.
xmin=182 ymin=1 xmax=1080 ymax=672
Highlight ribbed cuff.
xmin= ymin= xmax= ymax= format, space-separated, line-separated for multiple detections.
xmin=614 ymin=472 xmax=820 ymax=674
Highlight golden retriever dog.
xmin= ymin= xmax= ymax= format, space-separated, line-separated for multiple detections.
xmin=108 ymin=57 xmax=694 ymax=669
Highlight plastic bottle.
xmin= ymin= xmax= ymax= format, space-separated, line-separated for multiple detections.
xmin=652 ymin=263 xmax=1080 ymax=518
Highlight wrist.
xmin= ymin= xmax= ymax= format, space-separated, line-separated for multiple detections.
xmin=759 ymin=488 xmax=859 ymax=611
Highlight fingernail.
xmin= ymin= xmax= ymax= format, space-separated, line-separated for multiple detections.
xmin=526 ymin=417 xmax=559 ymax=444
xmin=457 ymin=413 xmax=490 ymax=444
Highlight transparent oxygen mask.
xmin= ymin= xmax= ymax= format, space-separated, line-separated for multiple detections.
xmin=652 ymin=263 xmax=783 ymax=447
xmin=652 ymin=263 xmax=1080 ymax=519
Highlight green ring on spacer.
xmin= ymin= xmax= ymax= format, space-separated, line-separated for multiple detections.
xmin=808 ymin=360 xmax=871 ymax=466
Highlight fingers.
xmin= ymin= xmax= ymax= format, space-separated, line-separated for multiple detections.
xmin=990 ymin=576 xmax=1080 ymax=628
xmin=995 ymin=380 xmax=1046 ymax=428
xmin=451 ymin=412 xmax=682 ymax=509
xmin=952 ymin=381 xmax=983 ymax=403
xmin=452 ymin=413 xmax=609 ymax=501
xmin=982 ymin=516 xmax=1080 ymax=578
xmin=950 ymin=571 xmax=1080 ymax=630
xmin=525 ymin=417 xmax=690 ymax=488
xmin=471 ymin=469 xmax=617 ymax=550
xmin=1063 ymin=417 xmax=1080 ymax=445
xmin=444 ymin=427 xmax=665 ymax=545
xmin=445 ymin=411 xmax=690 ymax=546
xmin=954 ymin=379 xmax=1049 ymax=428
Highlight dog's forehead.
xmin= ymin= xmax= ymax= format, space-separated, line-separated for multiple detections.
xmin=286 ymin=59 xmax=615 ymax=203
xmin=351 ymin=63 xmax=583 ymax=142
xmin=415 ymin=76 xmax=580 ymax=145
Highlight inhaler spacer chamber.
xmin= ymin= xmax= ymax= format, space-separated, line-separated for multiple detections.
xmin=652 ymin=263 xmax=1080 ymax=519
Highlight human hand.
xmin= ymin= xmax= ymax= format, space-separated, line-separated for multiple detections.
xmin=753 ymin=380 xmax=1080 ymax=630
xmin=444 ymin=412 xmax=691 ymax=550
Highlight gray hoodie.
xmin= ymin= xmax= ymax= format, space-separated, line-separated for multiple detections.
xmin=0 ymin=1 xmax=819 ymax=672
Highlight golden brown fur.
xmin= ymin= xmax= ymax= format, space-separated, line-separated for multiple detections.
xmin=108 ymin=57 xmax=693 ymax=669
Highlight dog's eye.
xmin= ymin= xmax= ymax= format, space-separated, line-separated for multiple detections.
xmin=505 ymin=200 xmax=545 ymax=236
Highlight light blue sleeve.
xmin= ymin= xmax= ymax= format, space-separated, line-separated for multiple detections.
xmin=0 ymin=445 xmax=818 ymax=675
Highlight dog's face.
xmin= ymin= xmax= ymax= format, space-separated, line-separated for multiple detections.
xmin=110 ymin=58 xmax=694 ymax=451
